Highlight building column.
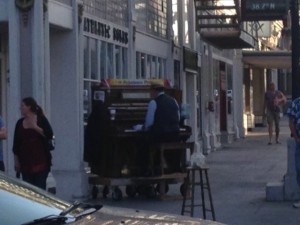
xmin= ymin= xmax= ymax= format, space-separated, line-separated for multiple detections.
xmin=201 ymin=44 xmax=212 ymax=154
xmin=6 ymin=0 xmax=22 ymax=173
xmin=128 ymin=0 xmax=135 ymax=80
xmin=233 ymin=50 xmax=245 ymax=138
xmin=49 ymin=1 xmax=88 ymax=201
xmin=32 ymin=1 xmax=46 ymax=105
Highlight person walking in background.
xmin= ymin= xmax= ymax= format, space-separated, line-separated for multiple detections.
xmin=12 ymin=97 xmax=53 ymax=189
xmin=287 ymin=97 xmax=300 ymax=208
xmin=0 ymin=116 xmax=7 ymax=171
xmin=264 ymin=82 xmax=287 ymax=145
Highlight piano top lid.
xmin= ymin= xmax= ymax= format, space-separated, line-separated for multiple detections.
xmin=99 ymin=79 xmax=173 ymax=89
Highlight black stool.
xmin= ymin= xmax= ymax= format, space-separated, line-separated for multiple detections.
xmin=181 ymin=165 xmax=216 ymax=221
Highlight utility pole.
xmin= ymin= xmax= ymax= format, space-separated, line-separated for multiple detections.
xmin=291 ymin=0 xmax=300 ymax=100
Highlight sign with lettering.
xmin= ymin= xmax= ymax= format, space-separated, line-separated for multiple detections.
xmin=183 ymin=47 xmax=198 ymax=73
xmin=83 ymin=17 xmax=129 ymax=46
xmin=101 ymin=79 xmax=171 ymax=87
xmin=241 ymin=0 xmax=288 ymax=21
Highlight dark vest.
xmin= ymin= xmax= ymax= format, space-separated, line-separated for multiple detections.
xmin=150 ymin=94 xmax=180 ymax=134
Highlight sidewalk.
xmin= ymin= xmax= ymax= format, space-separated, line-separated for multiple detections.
xmin=89 ymin=116 xmax=300 ymax=225
xmin=205 ymin=116 xmax=299 ymax=225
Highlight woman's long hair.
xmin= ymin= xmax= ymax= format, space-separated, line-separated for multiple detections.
xmin=22 ymin=97 xmax=45 ymax=117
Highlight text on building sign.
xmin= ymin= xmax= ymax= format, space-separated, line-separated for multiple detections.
xmin=249 ymin=3 xmax=276 ymax=10
xmin=84 ymin=18 xmax=128 ymax=45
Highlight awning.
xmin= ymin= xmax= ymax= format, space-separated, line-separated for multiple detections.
xmin=242 ymin=50 xmax=291 ymax=69
xmin=200 ymin=30 xmax=257 ymax=49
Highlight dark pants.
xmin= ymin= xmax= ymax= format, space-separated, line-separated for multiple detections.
xmin=22 ymin=171 xmax=49 ymax=190
xmin=0 ymin=161 xmax=4 ymax=171
xmin=136 ymin=132 xmax=180 ymax=176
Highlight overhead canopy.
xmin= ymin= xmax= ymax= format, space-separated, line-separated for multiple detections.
xmin=242 ymin=50 xmax=291 ymax=69
xmin=200 ymin=30 xmax=257 ymax=49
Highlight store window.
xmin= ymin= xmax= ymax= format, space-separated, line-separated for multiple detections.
xmin=107 ymin=43 xmax=113 ymax=78
xmin=83 ymin=36 xmax=128 ymax=122
xmin=90 ymin=39 xmax=98 ymax=80
xmin=115 ymin=46 xmax=121 ymax=79
xmin=100 ymin=42 xmax=106 ymax=78
xmin=83 ymin=37 xmax=89 ymax=79
xmin=136 ymin=51 xmax=166 ymax=79
xmin=122 ymin=48 xmax=128 ymax=78
xmin=174 ymin=60 xmax=180 ymax=88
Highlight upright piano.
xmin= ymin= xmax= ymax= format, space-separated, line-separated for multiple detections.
xmin=87 ymin=79 xmax=192 ymax=178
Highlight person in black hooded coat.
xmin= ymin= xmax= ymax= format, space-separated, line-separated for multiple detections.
xmin=84 ymin=101 xmax=111 ymax=176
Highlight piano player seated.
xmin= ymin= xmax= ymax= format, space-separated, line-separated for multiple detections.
xmin=135 ymin=84 xmax=183 ymax=176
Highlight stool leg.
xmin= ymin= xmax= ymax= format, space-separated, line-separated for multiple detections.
xmin=205 ymin=169 xmax=216 ymax=221
xmin=160 ymin=147 xmax=164 ymax=175
xmin=200 ymin=169 xmax=206 ymax=219
xmin=190 ymin=169 xmax=196 ymax=217
xmin=181 ymin=170 xmax=190 ymax=215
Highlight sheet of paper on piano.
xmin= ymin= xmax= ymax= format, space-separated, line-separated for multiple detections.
xmin=124 ymin=124 xmax=143 ymax=133
xmin=133 ymin=124 xmax=143 ymax=131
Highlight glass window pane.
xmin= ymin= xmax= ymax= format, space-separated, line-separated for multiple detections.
xmin=107 ymin=43 xmax=114 ymax=78
xmin=83 ymin=82 xmax=90 ymax=124
xmin=90 ymin=39 xmax=97 ymax=80
xmin=100 ymin=41 xmax=106 ymax=79
xmin=84 ymin=0 xmax=129 ymax=27
xmin=172 ymin=0 xmax=179 ymax=45
xmin=141 ymin=53 xmax=146 ymax=79
xmin=84 ymin=37 xmax=89 ymax=79
xmin=151 ymin=56 xmax=156 ymax=78
xmin=122 ymin=48 xmax=128 ymax=78
xmin=136 ymin=52 xmax=141 ymax=79
xmin=184 ymin=0 xmax=189 ymax=45
xmin=162 ymin=59 xmax=166 ymax=78
xmin=134 ymin=0 xmax=168 ymax=38
xmin=147 ymin=55 xmax=151 ymax=78
xmin=158 ymin=58 xmax=162 ymax=78
xmin=115 ymin=46 xmax=121 ymax=78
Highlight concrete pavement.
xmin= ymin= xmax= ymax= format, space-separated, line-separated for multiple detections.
xmin=88 ymin=116 xmax=300 ymax=225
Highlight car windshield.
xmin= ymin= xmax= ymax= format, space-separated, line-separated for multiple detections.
xmin=0 ymin=172 xmax=78 ymax=225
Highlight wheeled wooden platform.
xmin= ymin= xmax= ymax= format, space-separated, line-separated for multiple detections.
xmin=88 ymin=142 xmax=194 ymax=200
xmin=88 ymin=172 xmax=187 ymax=200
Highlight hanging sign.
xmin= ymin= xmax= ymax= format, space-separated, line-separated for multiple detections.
xmin=241 ymin=0 xmax=288 ymax=21
xmin=183 ymin=47 xmax=198 ymax=73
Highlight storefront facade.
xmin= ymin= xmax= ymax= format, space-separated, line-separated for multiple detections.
xmin=0 ymin=0 xmax=250 ymax=200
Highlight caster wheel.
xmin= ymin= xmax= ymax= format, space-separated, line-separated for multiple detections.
xmin=102 ymin=186 xmax=109 ymax=198
xmin=126 ymin=185 xmax=137 ymax=198
xmin=92 ymin=186 xmax=99 ymax=199
xmin=155 ymin=183 xmax=169 ymax=194
xmin=144 ymin=185 xmax=156 ymax=198
xmin=136 ymin=185 xmax=147 ymax=196
xmin=112 ymin=187 xmax=123 ymax=201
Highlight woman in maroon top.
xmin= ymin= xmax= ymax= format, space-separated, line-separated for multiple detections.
xmin=13 ymin=97 xmax=53 ymax=190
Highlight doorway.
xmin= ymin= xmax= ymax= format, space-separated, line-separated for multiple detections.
xmin=220 ymin=62 xmax=227 ymax=131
